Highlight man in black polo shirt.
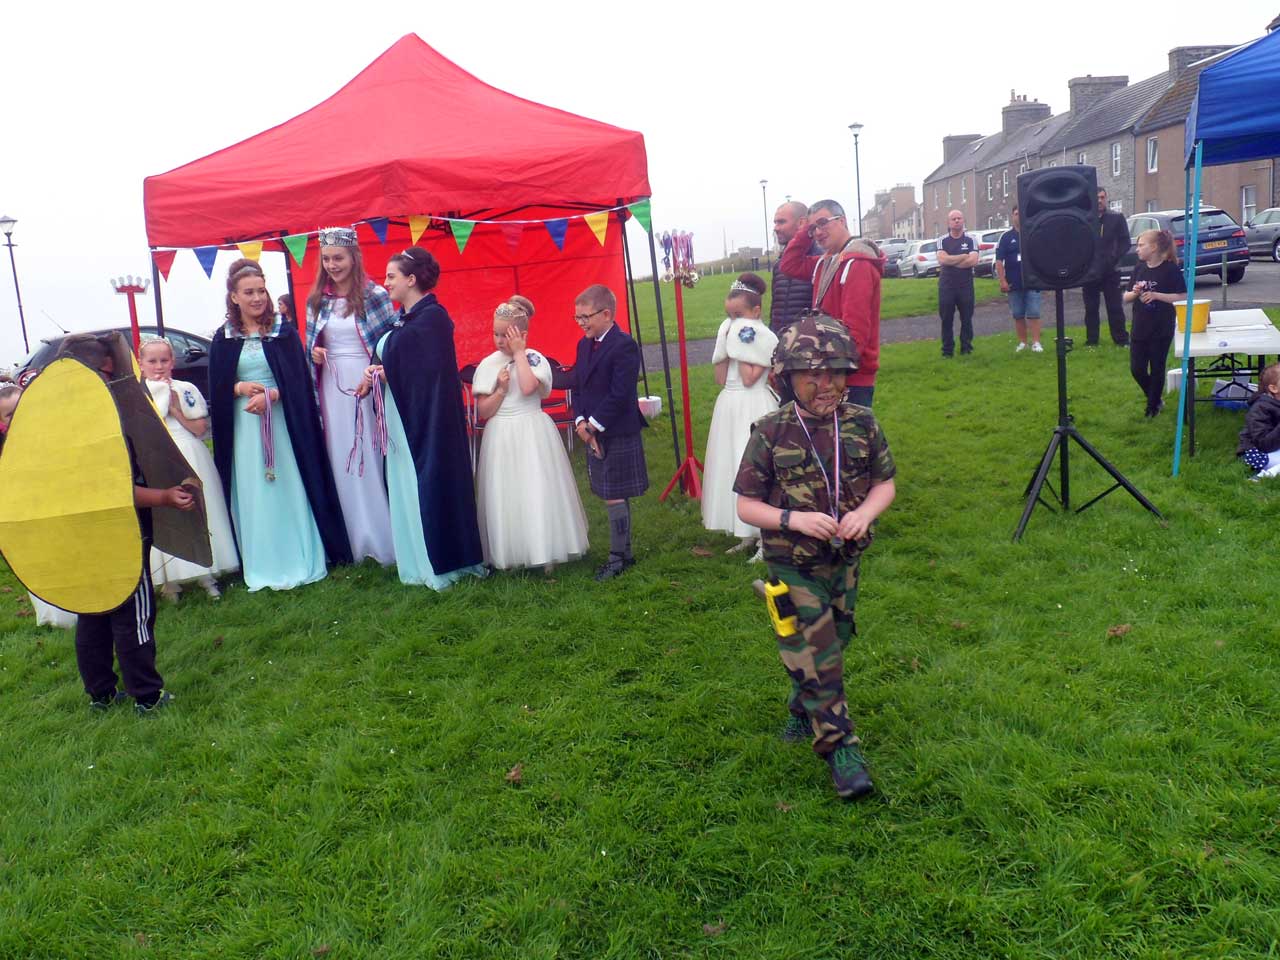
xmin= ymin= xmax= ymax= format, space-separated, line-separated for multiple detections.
xmin=1081 ymin=188 xmax=1131 ymax=347
xmin=937 ymin=209 xmax=978 ymax=357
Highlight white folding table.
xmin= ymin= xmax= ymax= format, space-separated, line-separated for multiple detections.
xmin=1173 ymin=308 xmax=1280 ymax=456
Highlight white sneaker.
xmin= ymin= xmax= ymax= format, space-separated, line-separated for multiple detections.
xmin=1031 ymin=342 xmax=1044 ymax=353
xmin=1016 ymin=342 xmax=1027 ymax=353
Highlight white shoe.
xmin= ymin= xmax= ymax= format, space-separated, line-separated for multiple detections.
xmin=1016 ymin=342 xmax=1027 ymax=353
xmin=748 ymin=545 xmax=764 ymax=564
xmin=1031 ymin=342 xmax=1044 ymax=353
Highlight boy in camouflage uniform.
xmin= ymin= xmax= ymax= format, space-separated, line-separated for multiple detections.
xmin=734 ymin=315 xmax=896 ymax=799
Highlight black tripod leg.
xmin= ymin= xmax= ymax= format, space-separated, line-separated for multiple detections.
xmin=1014 ymin=429 xmax=1064 ymax=541
xmin=1065 ymin=427 xmax=1164 ymax=520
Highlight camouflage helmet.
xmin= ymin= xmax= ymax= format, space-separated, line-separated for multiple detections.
xmin=772 ymin=312 xmax=859 ymax=379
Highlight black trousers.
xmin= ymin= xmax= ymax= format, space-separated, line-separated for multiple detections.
xmin=74 ymin=544 xmax=162 ymax=700
xmin=1082 ymin=270 xmax=1129 ymax=345
xmin=939 ymin=284 xmax=975 ymax=355
xmin=1130 ymin=330 xmax=1173 ymax=412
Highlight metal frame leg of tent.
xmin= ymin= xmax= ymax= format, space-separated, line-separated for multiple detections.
xmin=149 ymin=249 xmax=167 ymax=336
xmin=1172 ymin=142 xmax=1203 ymax=476
xmin=618 ymin=209 xmax=650 ymax=398
xmin=644 ymin=228 xmax=683 ymax=476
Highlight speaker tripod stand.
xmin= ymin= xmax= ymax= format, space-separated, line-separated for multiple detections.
xmin=1012 ymin=287 xmax=1163 ymax=541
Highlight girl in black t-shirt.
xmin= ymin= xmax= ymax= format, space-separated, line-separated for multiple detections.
xmin=1122 ymin=229 xmax=1186 ymax=417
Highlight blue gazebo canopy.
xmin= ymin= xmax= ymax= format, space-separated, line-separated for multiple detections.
xmin=1185 ymin=30 xmax=1280 ymax=168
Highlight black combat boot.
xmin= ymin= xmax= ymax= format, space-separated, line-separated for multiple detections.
xmin=824 ymin=743 xmax=874 ymax=800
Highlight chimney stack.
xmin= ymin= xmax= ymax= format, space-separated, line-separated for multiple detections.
xmin=943 ymin=134 xmax=982 ymax=163
xmin=1168 ymin=45 xmax=1233 ymax=76
xmin=1067 ymin=75 xmax=1128 ymax=115
xmin=1003 ymin=91 xmax=1052 ymax=135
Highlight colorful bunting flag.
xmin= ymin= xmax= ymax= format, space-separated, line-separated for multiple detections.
xmin=151 ymin=249 xmax=177 ymax=282
xmin=629 ymin=198 xmax=652 ymax=234
xmin=408 ymin=216 xmax=431 ymax=245
xmin=450 ymin=220 xmax=476 ymax=254
xmin=545 ymin=218 xmax=568 ymax=251
xmin=584 ymin=211 xmax=610 ymax=246
xmin=282 ymin=234 xmax=308 ymax=266
xmin=499 ymin=221 xmax=524 ymax=249
xmin=237 ymin=241 xmax=263 ymax=262
xmin=368 ymin=218 xmax=390 ymax=244
xmin=194 ymin=246 xmax=219 ymax=278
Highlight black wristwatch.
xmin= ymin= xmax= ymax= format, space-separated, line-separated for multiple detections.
xmin=779 ymin=509 xmax=792 ymax=532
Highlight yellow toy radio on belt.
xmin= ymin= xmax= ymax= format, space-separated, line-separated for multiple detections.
xmin=753 ymin=577 xmax=798 ymax=638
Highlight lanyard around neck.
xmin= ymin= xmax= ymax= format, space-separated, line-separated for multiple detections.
xmin=794 ymin=406 xmax=841 ymax=522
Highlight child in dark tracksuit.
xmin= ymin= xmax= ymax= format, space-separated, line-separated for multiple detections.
xmin=1238 ymin=362 xmax=1280 ymax=478
xmin=59 ymin=335 xmax=195 ymax=714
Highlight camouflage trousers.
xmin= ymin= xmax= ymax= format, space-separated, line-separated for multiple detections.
xmin=770 ymin=560 xmax=861 ymax=755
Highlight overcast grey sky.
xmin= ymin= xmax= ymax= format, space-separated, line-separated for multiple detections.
xmin=0 ymin=2 xmax=1268 ymax=366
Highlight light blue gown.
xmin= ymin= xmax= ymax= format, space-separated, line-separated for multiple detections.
xmin=231 ymin=337 xmax=327 ymax=591
xmin=378 ymin=331 xmax=484 ymax=589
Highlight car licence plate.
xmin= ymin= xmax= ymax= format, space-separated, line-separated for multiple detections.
xmin=1204 ymin=240 xmax=1228 ymax=249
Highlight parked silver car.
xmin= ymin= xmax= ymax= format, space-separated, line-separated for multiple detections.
xmin=900 ymin=239 xmax=939 ymax=278
xmin=968 ymin=228 xmax=1006 ymax=278
xmin=1244 ymin=207 xmax=1280 ymax=261
xmin=877 ymin=237 xmax=910 ymax=278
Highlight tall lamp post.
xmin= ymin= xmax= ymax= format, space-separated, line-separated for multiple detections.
xmin=0 ymin=216 xmax=30 ymax=355
xmin=112 ymin=275 xmax=150 ymax=353
xmin=848 ymin=123 xmax=864 ymax=238
xmin=760 ymin=179 xmax=770 ymax=268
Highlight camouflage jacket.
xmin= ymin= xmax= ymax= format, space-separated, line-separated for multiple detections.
xmin=733 ymin=400 xmax=895 ymax=568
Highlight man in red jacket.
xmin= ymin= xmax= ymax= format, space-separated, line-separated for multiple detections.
xmin=780 ymin=199 xmax=886 ymax=406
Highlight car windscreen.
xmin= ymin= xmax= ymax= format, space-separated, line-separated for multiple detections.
xmin=1171 ymin=211 xmax=1237 ymax=233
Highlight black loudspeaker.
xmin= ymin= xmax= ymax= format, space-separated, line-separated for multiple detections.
xmin=1017 ymin=165 xmax=1102 ymax=290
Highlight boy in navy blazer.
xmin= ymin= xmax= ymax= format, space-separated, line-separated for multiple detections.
xmin=571 ymin=285 xmax=649 ymax=581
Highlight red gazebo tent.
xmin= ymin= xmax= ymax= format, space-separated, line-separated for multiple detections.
xmin=142 ymin=33 xmax=657 ymax=368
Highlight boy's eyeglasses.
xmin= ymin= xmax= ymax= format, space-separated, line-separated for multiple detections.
xmin=806 ymin=215 xmax=844 ymax=237
xmin=574 ymin=308 xmax=607 ymax=323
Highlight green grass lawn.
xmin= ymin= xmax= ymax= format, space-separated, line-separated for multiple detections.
xmin=631 ymin=271 xmax=1003 ymax=343
xmin=3 ymin=320 xmax=1280 ymax=958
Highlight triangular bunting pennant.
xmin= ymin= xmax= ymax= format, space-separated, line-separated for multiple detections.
xmin=236 ymin=242 xmax=263 ymax=262
xmin=584 ymin=211 xmax=610 ymax=246
xmin=408 ymin=216 xmax=431 ymax=245
xmin=368 ymin=218 xmax=390 ymax=244
xmin=282 ymin=234 xmax=308 ymax=266
xmin=151 ymin=249 xmax=177 ymax=282
xmin=629 ymin=198 xmax=652 ymax=234
xmin=500 ymin=221 xmax=524 ymax=249
xmin=194 ymin=246 xmax=219 ymax=278
xmin=450 ymin=220 xmax=476 ymax=254
xmin=545 ymin=218 xmax=568 ymax=251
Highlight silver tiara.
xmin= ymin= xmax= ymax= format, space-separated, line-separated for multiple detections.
xmin=318 ymin=226 xmax=358 ymax=247
xmin=495 ymin=302 xmax=529 ymax=320
xmin=729 ymin=280 xmax=758 ymax=296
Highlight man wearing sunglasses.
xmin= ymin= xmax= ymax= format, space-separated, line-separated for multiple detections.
xmin=779 ymin=200 xmax=886 ymax=407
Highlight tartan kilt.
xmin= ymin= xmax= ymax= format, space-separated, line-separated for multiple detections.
xmin=587 ymin=431 xmax=649 ymax=500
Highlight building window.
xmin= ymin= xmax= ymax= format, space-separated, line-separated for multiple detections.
xmin=1111 ymin=142 xmax=1121 ymax=177
xmin=1048 ymin=160 xmax=1058 ymax=167
xmin=934 ymin=188 xmax=939 ymax=210
xmin=1002 ymin=170 xmax=1009 ymax=197
xmin=1243 ymin=184 xmax=1258 ymax=222
xmin=947 ymin=184 xmax=952 ymax=206
xmin=1146 ymin=137 xmax=1158 ymax=173
xmin=961 ymin=180 xmax=966 ymax=203
xmin=1077 ymin=151 xmax=1087 ymax=165
xmin=1146 ymin=200 xmax=1158 ymax=212
xmin=1019 ymin=162 xmax=1027 ymax=175
xmin=986 ymin=174 xmax=993 ymax=200
xmin=987 ymin=217 xmax=994 ymax=228
xmin=1110 ymin=201 xmax=1122 ymax=212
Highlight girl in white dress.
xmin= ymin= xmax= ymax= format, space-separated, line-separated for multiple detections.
xmin=306 ymin=227 xmax=399 ymax=565
xmin=138 ymin=338 xmax=239 ymax=599
xmin=701 ymin=273 xmax=779 ymax=555
xmin=473 ymin=297 xmax=589 ymax=570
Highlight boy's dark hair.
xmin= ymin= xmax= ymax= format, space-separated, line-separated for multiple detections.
xmin=58 ymin=334 xmax=113 ymax=371
xmin=576 ymin=284 xmax=616 ymax=315
xmin=1261 ymin=362 xmax=1280 ymax=393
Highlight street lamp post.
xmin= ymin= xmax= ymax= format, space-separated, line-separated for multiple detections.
xmin=111 ymin=275 xmax=151 ymax=353
xmin=0 ymin=216 xmax=30 ymax=355
xmin=848 ymin=123 xmax=864 ymax=238
xmin=760 ymin=179 xmax=770 ymax=269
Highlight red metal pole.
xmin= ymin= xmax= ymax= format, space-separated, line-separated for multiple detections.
xmin=126 ymin=291 xmax=141 ymax=353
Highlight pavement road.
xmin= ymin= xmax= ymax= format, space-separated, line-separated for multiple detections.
xmin=639 ymin=258 xmax=1280 ymax=371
